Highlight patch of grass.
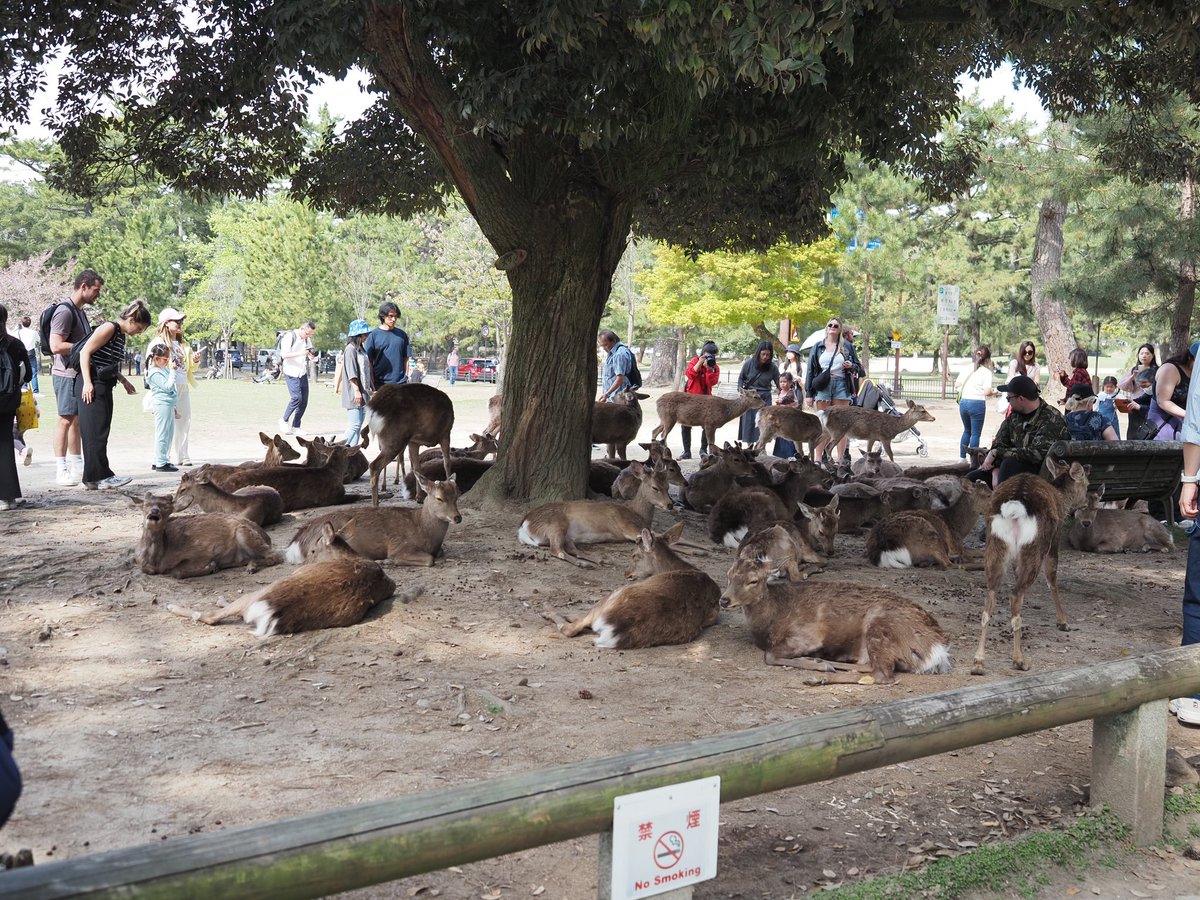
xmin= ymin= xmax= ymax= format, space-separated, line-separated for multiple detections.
xmin=819 ymin=809 xmax=1130 ymax=900
xmin=1164 ymin=785 xmax=1200 ymax=819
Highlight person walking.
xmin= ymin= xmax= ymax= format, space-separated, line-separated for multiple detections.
xmin=0 ymin=304 xmax=33 ymax=510
xmin=341 ymin=319 xmax=374 ymax=447
xmin=1172 ymin=365 xmax=1200 ymax=727
xmin=278 ymin=320 xmax=317 ymax=435
xmin=598 ymin=329 xmax=638 ymax=401
xmin=447 ymin=346 xmax=459 ymax=385
xmin=954 ymin=345 xmax=998 ymax=460
xmin=680 ymin=340 xmax=719 ymax=458
xmin=145 ymin=344 xmax=179 ymax=472
xmin=145 ymin=307 xmax=199 ymax=466
xmin=14 ymin=315 xmax=39 ymax=395
xmin=48 ymin=269 xmax=102 ymax=486
xmin=74 ymin=299 xmax=152 ymax=490
xmin=365 ymin=301 xmax=410 ymax=386
xmin=738 ymin=340 xmax=779 ymax=444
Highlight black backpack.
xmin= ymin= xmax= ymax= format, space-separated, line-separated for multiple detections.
xmin=625 ymin=358 xmax=642 ymax=389
xmin=0 ymin=340 xmax=19 ymax=402
xmin=39 ymin=300 xmax=73 ymax=355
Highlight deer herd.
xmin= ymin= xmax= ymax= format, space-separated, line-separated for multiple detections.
xmin=118 ymin=382 xmax=1174 ymax=687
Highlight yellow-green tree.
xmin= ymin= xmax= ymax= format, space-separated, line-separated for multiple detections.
xmin=639 ymin=240 xmax=842 ymax=349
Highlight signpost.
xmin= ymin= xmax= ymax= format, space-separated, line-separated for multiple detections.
xmin=936 ymin=286 xmax=960 ymax=399
xmin=891 ymin=330 xmax=902 ymax=394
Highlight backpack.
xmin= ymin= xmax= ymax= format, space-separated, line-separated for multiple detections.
xmin=39 ymin=300 xmax=74 ymax=356
xmin=0 ymin=340 xmax=20 ymax=403
xmin=625 ymin=358 xmax=642 ymax=389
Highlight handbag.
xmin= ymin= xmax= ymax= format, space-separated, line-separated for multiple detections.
xmin=1131 ymin=418 xmax=1167 ymax=441
xmin=15 ymin=387 xmax=38 ymax=432
xmin=811 ymin=365 xmax=832 ymax=392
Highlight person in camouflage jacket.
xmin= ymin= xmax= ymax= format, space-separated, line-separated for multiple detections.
xmin=967 ymin=374 xmax=1069 ymax=487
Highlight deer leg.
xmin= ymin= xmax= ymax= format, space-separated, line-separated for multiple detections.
xmin=1043 ymin=541 xmax=1068 ymax=631
xmin=369 ymin=452 xmax=398 ymax=507
xmin=388 ymin=548 xmax=437 ymax=567
xmin=765 ymin=653 xmax=876 ymax=685
xmin=438 ymin=439 xmax=452 ymax=481
xmin=1006 ymin=552 xmax=1042 ymax=671
xmin=972 ymin=549 xmax=1006 ymax=674
xmin=881 ymin=440 xmax=895 ymax=462
xmin=541 ymin=604 xmax=597 ymax=638
xmin=549 ymin=537 xmax=600 ymax=568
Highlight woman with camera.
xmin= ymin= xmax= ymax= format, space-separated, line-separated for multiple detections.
xmin=679 ymin=340 xmax=720 ymax=459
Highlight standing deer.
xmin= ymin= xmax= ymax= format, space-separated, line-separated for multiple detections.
xmin=652 ymin=388 xmax=765 ymax=450
xmin=540 ymin=522 xmax=720 ymax=648
xmin=973 ymin=458 xmax=1091 ymax=674
xmin=754 ymin=405 xmax=827 ymax=459
xmin=592 ymin=389 xmax=648 ymax=460
xmin=360 ymin=383 xmax=455 ymax=506
xmin=818 ymin=400 xmax=936 ymax=462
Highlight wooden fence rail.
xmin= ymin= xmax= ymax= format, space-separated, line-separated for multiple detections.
xmin=6 ymin=646 xmax=1200 ymax=899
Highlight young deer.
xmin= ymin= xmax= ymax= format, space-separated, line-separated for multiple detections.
xmin=297 ymin=435 xmax=369 ymax=483
xmin=612 ymin=442 xmax=686 ymax=500
xmin=210 ymin=443 xmax=349 ymax=512
xmin=485 ymin=394 xmax=503 ymax=439
xmin=973 ymin=458 xmax=1091 ymax=675
xmin=360 ymin=383 xmax=455 ymax=506
xmin=721 ymin=551 xmax=951 ymax=685
xmin=734 ymin=522 xmax=827 ymax=580
xmin=168 ymin=523 xmax=402 ymax=636
xmin=518 ymin=461 xmax=674 ymax=567
xmin=540 ymin=522 xmax=720 ymax=648
xmin=287 ymin=473 xmax=462 ymax=566
xmin=683 ymin=443 xmax=759 ymax=511
xmin=174 ymin=467 xmax=285 ymax=527
xmin=1067 ymin=486 xmax=1173 ymax=554
xmin=754 ymin=405 xmax=827 ymax=459
xmin=133 ymin=492 xmax=281 ymax=579
xmin=850 ymin=448 xmax=904 ymax=478
xmin=821 ymin=400 xmax=936 ymax=462
xmin=592 ymin=389 xmax=649 ymax=461
xmin=651 ymin=388 xmax=765 ymax=449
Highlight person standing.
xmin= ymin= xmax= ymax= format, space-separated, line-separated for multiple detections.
xmin=598 ymin=329 xmax=637 ymax=401
xmin=14 ymin=315 xmax=39 ymax=395
xmin=807 ymin=318 xmax=861 ymax=464
xmin=1145 ymin=342 xmax=1196 ymax=442
xmin=447 ymin=346 xmax=459 ymax=385
xmin=772 ymin=371 xmax=800 ymax=459
xmin=1117 ymin=343 xmax=1157 ymax=439
xmin=738 ymin=340 xmax=779 ymax=444
xmin=278 ymin=320 xmax=317 ymax=435
xmin=341 ymin=319 xmax=374 ymax=447
xmin=680 ymin=340 xmax=719 ymax=459
xmin=145 ymin=344 xmax=179 ymax=472
xmin=1000 ymin=341 xmax=1042 ymax=417
xmin=1057 ymin=347 xmax=1092 ymax=404
xmin=966 ymin=374 xmax=1070 ymax=488
xmin=1097 ymin=375 xmax=1121 ymax=439
xmin=75 ymin=299 xmax=152 ymax=490
xmin=1172 ymin=365 xmax=1200 ymax=727
xmin=954 ymin=345 xmax=998 ymax=460
xmin=1 ymin=304 xmax=33 ymax=510
xmin=48 ymin=269 xmax=102 ymax=486
xmin=146 ymin=308 xmax=199 ymax=465
xmin=365 ymin=301 xmax=410 ymax=386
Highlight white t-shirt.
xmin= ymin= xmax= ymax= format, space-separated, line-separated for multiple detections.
xmin=956 ymin=365 xmax=994 ymax=401
xmin=15 ymin=324 xmax=38 ymax=352
xmin=280 ymin=330 xmax=313 ymax=378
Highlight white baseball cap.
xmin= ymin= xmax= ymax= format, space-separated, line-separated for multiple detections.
xmin=158 ymin=307 xmax=186 ymax=325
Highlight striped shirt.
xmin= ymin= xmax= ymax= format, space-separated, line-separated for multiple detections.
xmin=89 ymin=322 xmax=127 ymax=384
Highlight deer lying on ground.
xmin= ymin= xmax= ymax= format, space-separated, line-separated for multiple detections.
xmin=251 ymin=432 xmax=301 ymax=467
xmin=287 ymin=473 xmax=462 ymax=566
xmin=485 ymin=394 xmax=503 ymax=439
xmin=1067 ymin=486 xmax=1173 ymax=554
xmin=850 ymin=448 xmax=904 ymax=478
xmin=297 ymin=435 xmax=368 ymax=482
xmin=708 ymin=486 xmax=791 ymax=546
xmin=612 ymin=442 xmax=686 ymax=500
xmin=973 ymin=458 xmax=1091 ymax=675
xmin=848 ymin=476 xmax=933 ymax=511
xmin=540 ymin=522 xmax=720 ymax=648
xmin=589 ymin=460 xmax=623 ymax=496
xmin=732 ymin=524 xmax=822 ymax=582
xmin=820 ymin=400 xmax=936 ymax=462
xmin=416 ymin=432 xmax=498 ymax=466
xmin=208 ymin=443 xmax=350 ymax=512
xmin=902 ymin=460 xmax=972 ymax=480
xmin=133 ymin=492 xmax=281 ymax=578
xmin=753 ymin=405 xmax=826 ymax=459
xmin=805 ymin=485 xmax=891 ymax=534
xmin=360 ymin=383 xmax=454 ymax=507
xmin=721 ymin=549 xmax=952 ymax=685
xmin=518 ymin=462 xmax=674 ymax=567
xmin=168 ymin=522 xmax=403 ymax=636
xmin=651 ymin=388 xmax=765 ymax=449
xmin=592 ymin=389 xmax=649 ymax=460
xmin=865 ymin=508 xmax=987 ymax=569
xmin=403 ymin=458 xmax=493 ymax=499
xmin=684 ymin=443 xmax=759 ymax=511
xmin=174 ymin=467 xmax=284 ymax=527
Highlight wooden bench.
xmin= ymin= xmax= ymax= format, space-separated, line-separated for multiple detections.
xmin=1042 ymin=440 xmax=1184 ymax=524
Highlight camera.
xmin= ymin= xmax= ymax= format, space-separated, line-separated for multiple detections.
xmin=704 ymin=353 xmax=716 ymax=367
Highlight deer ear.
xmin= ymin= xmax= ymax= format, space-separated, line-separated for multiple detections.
xmin=638 ymin=528 xmax=654 ymax=549
xmin=1093 ymin=482 xmax=1104 ymax=500
xmin=795 ymin=502 xmax=814 ymax=520
xmin=664 ymin=521 xmax=685 ymax=543
xmin=260 ymin=432 xmax=271 ymax=445
xmin=827 ymin=494 xmax=840 ymax=511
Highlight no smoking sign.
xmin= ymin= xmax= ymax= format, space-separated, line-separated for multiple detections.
xmin=610 ymin=777 xmax=720 ymax=899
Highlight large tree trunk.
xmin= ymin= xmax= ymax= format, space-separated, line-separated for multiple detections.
xmin=1170 ymin=167 xmax=1198 ymax=357
xmin=647 ymin=334 xmax=678 ymax=387
xmin=1030 ymin=197 xmax=1077 ymax=380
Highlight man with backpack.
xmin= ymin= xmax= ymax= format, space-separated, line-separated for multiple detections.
xmin=45 ymin=270 xmax=102 ymax=486
xmin=598 ymin=329 xmax=640 ymax=402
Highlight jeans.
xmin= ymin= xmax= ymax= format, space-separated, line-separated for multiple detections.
xmin=282 ymin=374 xmax=309 ymax=427
xmin=448 ymin=367 xmax=456 ymax=384
xmin=958 ymin=399 xmax=986 ymax=459
xmin=343 ymin=404 xmax=366 ymax=447
xmin=27 ymin=350 xmax=38 ymax=394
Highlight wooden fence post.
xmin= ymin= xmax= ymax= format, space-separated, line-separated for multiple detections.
xmin=1091 ymin=700 xmax=1168 ymax=845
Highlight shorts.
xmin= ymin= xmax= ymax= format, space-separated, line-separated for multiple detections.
xmin=53 ymin=373 xmax=79 ymax=417
xmin=814 ymin=374 xmax=854 ymax=403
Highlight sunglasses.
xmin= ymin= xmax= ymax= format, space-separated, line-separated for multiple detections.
xmin=827 ymin=323 xmax=840 ymax=329
xmin=1023 ymin=350 xmax=1035 ymax=357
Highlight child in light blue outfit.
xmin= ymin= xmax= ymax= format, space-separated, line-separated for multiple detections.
xmin=1098 ymin=375 xmax=1121 ymax=439
xmin=146 ymin=345 xmax=179 ymax=472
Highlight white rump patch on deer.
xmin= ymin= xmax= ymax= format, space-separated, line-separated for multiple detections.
xmin=517 ymin=521 xmax=543 ymax=547
xmin=991 ymin=500 xmax=1037 ymax=552
xmin=591 ymin=615 xmax=618 ymax=649
xmin=244 ymin=600 xmax=279 ymax=638
xmin=918 ymin=643 xmax=952 ymax=674
xmin=284 ymin=541 xmax=305 ymax=565
xmin=723 ymin=526 xmax=749 ymax=548
xmin=877 ymin=547 xmax=913 ymax=568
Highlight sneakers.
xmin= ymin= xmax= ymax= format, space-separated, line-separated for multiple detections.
xmin=56 ymin=470 xmax=80 ymax=486
xmin=98 ymin=475 xmax=132 ymax=489
xmin=291 ymin=426 xmax=306 ymax=437
xmin=678 ymin=452 xmax=692 ymax=460
xmin=179 ymin=459 xmax=193 ymax=467
xmin=152 ymin=464 xmax=179 ymax=472
xmin=278 ymin=418 xmax=294 ymax=435
xmin=82 ymin=481 xmax=98 ymax=491
xmin=1173 ymin=697 xmax=1200 ymax=726
xmin=0 ymin=499 xmax=14 ymax=510
xmin=18 ymin=446 xmax=31 ymax=466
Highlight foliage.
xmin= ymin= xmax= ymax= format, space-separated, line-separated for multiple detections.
xmin=0 ymin=250 xmax=72 ymax=319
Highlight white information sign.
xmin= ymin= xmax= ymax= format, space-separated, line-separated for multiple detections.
xmin=936 ymin=284 xmax=960 ymax=325
xmin=610 ymin=777 xmax=720 ymax=899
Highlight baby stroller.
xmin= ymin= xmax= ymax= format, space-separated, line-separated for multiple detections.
xmin=855 ymin=378 xmax=929 ymax=457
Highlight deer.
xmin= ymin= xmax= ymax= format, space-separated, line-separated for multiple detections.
xmin=850 ymin=448 xmax=904 ymax=478
xmin=721 ymin=549 xmax=952 ymax=685
xmin=167 ymin=522 xmax=403 ymax=636
xmin=485 ymin=393 xmax=503 ymax=439
xmin=517 ymin=461 xmax=674 ymax=567
xmin=174 ymin=467 xmax=284 ymax=527
xmin=207 ymin=443 xmax=350 ymax=512
xmin=416 ymin=432 xmax=497 ymax=466
xmin=360 ymin=383 xmax=454 ymax=507
xmin=973 ymin=457 xmax=1092 ymax=675
xmin=1067 ymin=486 xmax=1173 ymax=554
xmin=296 ymin=436 xmax=368 ymax=483
xmin=805 ymin=485 xmax=892 ymax=534
xmin=683 ymin=443 xmax=760 ymax=511
xmin=819 ymin=399 xmax=936 ymax=462
xmin=651 ymin=388 xmax=765 ymax=449
xmin=592 ymin=389 xmax=649 ymax=460
xmin=132 ymin=492 xmax=281 ymax=579
xmin=286 ymin=473 xmax=462 ymax=566
xmin=540 ymin=522 xmax=720 ymax=648
xmin=708 ymin=486 xmax=791 ymax=546
xmin=612 ymin=442 xmax=686 ymax=500
xmin=754 ymin=405 xmax=827 ymax=459
xmin=403 ymin=458 xmax=492 ymax=499
xmin=865 ymin=509 xmax=987 ymax=569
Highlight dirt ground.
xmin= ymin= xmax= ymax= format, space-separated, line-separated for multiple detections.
xmin=2 ymin=378 xmax=1199 ymax=898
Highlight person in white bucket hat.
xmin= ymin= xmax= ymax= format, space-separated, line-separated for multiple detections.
xmin=145 ymin=307 xmax=200 ymax=466
xmin=341 ymin=318 xmax=375 ymax=447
